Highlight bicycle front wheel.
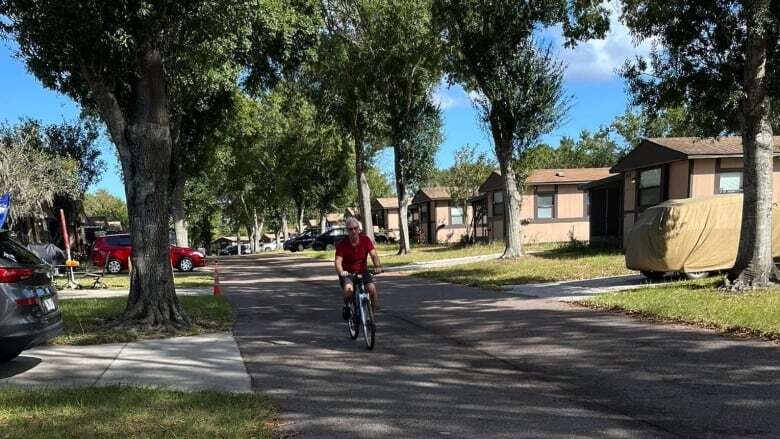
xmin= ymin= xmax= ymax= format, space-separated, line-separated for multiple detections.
xmin=347 ymin=300 xmax=359 ymax=339
xmin=361 ymin=297 xmax=375 ymax=350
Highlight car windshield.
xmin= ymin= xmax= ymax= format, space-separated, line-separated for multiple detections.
xmin=0 ymin=232 xmax=44 ymax=266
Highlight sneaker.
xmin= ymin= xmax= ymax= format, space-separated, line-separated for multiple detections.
xmin=342 ymin=306 xmax=351 ymax=321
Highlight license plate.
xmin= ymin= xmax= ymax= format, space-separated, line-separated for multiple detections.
xmin=41 ymin=297 xmax=56 ymax=313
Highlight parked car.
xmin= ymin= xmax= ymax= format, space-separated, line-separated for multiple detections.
xmin=92 ymin=234 xmax=206 ymax=273
xmin=0 ymin=231 xmax=63 ymax=362
xmin=260 ymin=241 xmax=279 ymax=252
xmin=219 ymin=244 xmax=251 ymax=255
xmin=312 ymin=227 xmax=348 ymax=250
xmin=284 ymin=229 xmax=319 ymax=252
xmin=374 ymin=231 xmax=396 ymax=244
xmin=626 ymin=194 xmax=780 ymax=280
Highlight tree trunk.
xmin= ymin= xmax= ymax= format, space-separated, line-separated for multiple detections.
xmin=495 ymin=140 xmax=523 ymax=258
xmin=282 ymin=216 xmax=289 ymax=241
xmin=320 ymin=213 xmax=328 ymax=234
xmin=354 ymin=134 xmax=374 ymax=240
xmin=728 ymin=0 xmax=775 ymax=288
xmin=462 ymin=201 xmax=472 ymax=244
xmin=297 ymin=203 xmax=305 ymax=234
xmin=397 ymin=190 xmax=411 ymax=255
xmin=171 ymin=171 xmax=188 ymax=247
xmin=253 ymin=209 xmax=261 ymax=252
xmin=114 ymin=50 xmax=186 ymax=327
xmin=245 ymin=223 xmax=253 ymax=253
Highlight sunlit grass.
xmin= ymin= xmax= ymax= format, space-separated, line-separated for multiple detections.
xmin=0 ymin=387 xmax=277 ymax=438
xmin=55 ymin=272 xmax=213 ymax=290
xmin=52 ymin=296 xmax=233 ymax=345
xmin=583 ymin=277 xmax=780 ymax=339
xmin=413 ymin=246 xmax=631 ymax=288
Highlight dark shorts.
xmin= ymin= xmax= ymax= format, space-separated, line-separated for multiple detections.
xmin=339 ymin=271 xmax=374 ymax=289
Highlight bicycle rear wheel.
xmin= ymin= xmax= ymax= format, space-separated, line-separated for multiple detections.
xmin=361 ymin=297 xmax=375 ymax=350
xmin=347 ymin=300 xmax=359 ymax=339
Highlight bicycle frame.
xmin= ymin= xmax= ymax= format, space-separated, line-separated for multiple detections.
xmin=348 ymin=273 xmax=375 ymax=350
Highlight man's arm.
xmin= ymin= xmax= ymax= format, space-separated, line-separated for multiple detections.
xmin=369 ymin=249 xmax=382 ymax=274
xmin=335 ymin=255 xmax=347 ymax=277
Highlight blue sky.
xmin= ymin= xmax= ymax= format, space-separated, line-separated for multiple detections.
xmin=0 ymin=3 xmax=648 ymax=200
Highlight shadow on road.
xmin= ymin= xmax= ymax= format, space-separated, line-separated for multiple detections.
xmin=221 ymin=253 xmax=780 ymax=438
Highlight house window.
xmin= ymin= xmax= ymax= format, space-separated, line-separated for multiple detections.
xmin=585 ymin=192 xmax=591 ymax=217
xmin=718 ymin=171 xmax=743 ymax=193
xmin=638 ymin=167 xmax=663 ymax=208
xmin=536 ymin=192 xmax=555 ymax=219
xmin=492 ymin=191 xmax=504 ymax=217
xmin=451 ymin=206 xmax=464 ymax=225
xmin=420 ymin=203 xmax=428 ymax=224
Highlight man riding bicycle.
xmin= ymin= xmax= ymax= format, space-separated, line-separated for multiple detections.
xmin=335 ymin=217 xmax=383 ymax=320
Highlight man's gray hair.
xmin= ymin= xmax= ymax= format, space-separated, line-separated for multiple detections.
xmin=345 ymin=217 xmax=361 ymax=229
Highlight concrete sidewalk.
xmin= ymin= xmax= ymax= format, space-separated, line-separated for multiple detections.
xmin=502 ymin=274 xmax=648 ymax=301
xmin=0 ymin=333 xmax=252 ymax=393
xmin=386 ymin=253 xmax=503 ymax=272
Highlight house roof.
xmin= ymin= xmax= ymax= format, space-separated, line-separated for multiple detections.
xmin=611 ymin=136 xmax=780 ymax=173
xmin=412 ymin=187 xmax=452 ymax=203
xmin=527 ymin=168 xmax=613 ymax=184
xmin=326 ymin=212 xmax=343 ymax=222
xmin=478 ymin=168 xmax=613 ymax=192
xmin=579 ymin=172 xmax=624 ymax=191
xmin=212 ymin=236 xmax=250 ymax=243
xmin=373 ymin=197 xmax=399 ymax=209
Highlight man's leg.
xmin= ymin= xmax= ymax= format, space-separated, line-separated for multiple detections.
xmin=341 ymin=280 xmax=354 ymax=320
xmin=366 ymin=281 xmax=379 ymax=313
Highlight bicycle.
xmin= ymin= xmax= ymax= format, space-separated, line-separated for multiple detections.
xmin=345 ymin=271 xmax=376 ymax=350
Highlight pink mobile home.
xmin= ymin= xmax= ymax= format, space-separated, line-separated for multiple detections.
xmin=589 ymin=136 xmax=780 ymax=245
xmin=472 ymin=168 xmax=613 ymax=244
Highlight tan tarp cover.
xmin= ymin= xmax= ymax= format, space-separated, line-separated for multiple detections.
xmin=625 ymin=194 xmax=780 ymax=273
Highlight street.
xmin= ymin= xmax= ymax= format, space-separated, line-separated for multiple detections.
xmin=221 ymin=254 xmax=780 ymax=438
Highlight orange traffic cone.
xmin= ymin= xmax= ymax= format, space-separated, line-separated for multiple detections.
xmin=213 ymin=261 xmax=222 ymax=296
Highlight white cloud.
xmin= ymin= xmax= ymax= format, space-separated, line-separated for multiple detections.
xmin=540 ymin=1 xmax=653 ymax=82
xmin=431 ymin=81 xmax=470 ymax=109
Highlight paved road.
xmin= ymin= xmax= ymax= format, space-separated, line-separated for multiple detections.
xmin=221 ymin=254 xmax=780 ymax=438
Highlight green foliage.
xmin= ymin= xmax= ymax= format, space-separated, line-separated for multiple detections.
xmin=521 ymin=127 xmax=623 ymax=170
xmin=444 ymin=144 xmax=495 ymax=209
xmin=610 ymin=107 xmax=703 ymax=149
xmin=0 ymin=121 xmax=81 ymax=225
xmin=619 ymin=1 xmax=770 ymax=135
xmin=82 ymin=189 xmax=128 ymax=227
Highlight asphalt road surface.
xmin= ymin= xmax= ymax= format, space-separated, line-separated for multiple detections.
xmin=219 ymin=254 xmax=780 ymax=438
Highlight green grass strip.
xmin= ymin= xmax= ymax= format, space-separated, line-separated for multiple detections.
xmin=0 ymin=386 xmax=277 ymax=438
xmin=53 ymin=296 xmax=233 ymax=345
xmin=413 ymin=247 xmax=631 ymax=289
xmin=584 ymin=277 xmax=780 ymax=338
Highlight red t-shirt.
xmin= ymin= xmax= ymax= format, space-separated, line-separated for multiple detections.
xmin=336 ymin=235 xmax=375 ymax=273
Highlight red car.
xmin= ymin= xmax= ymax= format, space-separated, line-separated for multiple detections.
xmin=91 ymin=234 xmax=206 ymax=273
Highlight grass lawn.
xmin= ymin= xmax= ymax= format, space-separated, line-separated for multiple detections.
xmin=413 ymin=246 xmax=632 ymax=289
xmin=582 ymin=277 xmax=780 ymax=339
xmin=53 ymin=296 xmax=233 ymax=345
xmin=56 ymin=271 xmax=213 ymax=290
xmin=0 ymin=386 xmax=277 ymax=438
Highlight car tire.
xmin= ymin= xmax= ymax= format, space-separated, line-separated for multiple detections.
xmin=640 ymin=270 xmax=665 ymax=281
xmin=0 ymin=349 xmax=23 ymax=362
xmin=684 ymin=271 xmax=710 ymax=280
xmin=107 ymin=259 xmax=123 ymax=274
xmin=297 ymin=243 xmax=304 ymax=252
xmin=178 ymin=257 xmax=194 ymax=272
xmin=326 ymin=243 xmax=335 ymax=250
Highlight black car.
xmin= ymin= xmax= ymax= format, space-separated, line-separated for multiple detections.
xmin=219 ymin=244 xmax=251 ymax=255
xmin=0 ymin=232 xmax=63 ymax=362
xmin=283 ymin=229 xmax=319 ymax=252
xmin=311 ymin=227 xmax=348 ymax=250
xmin=374 ymin=231 xmax=396 ymax=244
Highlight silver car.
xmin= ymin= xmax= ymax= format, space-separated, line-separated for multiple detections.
xmin=0 ymin=232 xmax=63 ymax=362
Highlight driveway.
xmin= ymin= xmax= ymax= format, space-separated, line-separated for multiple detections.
xmin=220 ymin=254 xmax=780 ymax=438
